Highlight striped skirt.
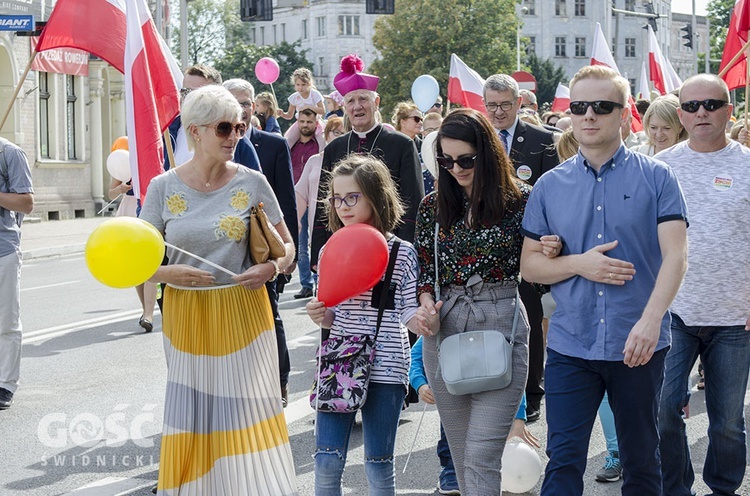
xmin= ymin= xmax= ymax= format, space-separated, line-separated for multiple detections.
xmin=157 ymin=284 xmax=298 ymax=495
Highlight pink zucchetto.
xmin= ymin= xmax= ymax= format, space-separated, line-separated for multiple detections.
xmin=333 ymin=54 xmax=379 ymax=96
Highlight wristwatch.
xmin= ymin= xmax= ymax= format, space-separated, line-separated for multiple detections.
xmin=267 ymin=259 xmax=280 ymax=282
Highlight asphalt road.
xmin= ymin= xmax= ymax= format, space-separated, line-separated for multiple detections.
xmin=1 ymin=254 xmax=747 ymax=495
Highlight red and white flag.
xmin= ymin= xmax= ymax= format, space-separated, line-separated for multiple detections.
xmin=551 ymin=83 xmax=570 ymax=112
xmin=448 ymin=54 xmax=487 ymax=114
xmin=647 ymin=25 xmax=678 ymax=95
xmin=125 ymin=0 xmax=181 ymax=201
xmin=664 ymin=58 xmax=683 ymax=92
xmin=590 ymin=22 xmax=619 ymax=74
xmin=36 ymin=0 xmax=182 ymax=201
xmin=637 ymin=61 xmax=650 ymax=101
xmin=720 ymin=0 xmax=750 ymax=90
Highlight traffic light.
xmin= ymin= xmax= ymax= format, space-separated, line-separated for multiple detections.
xmin=240 ymin=0 xmax=272 ymax=22
xmin=681 ymin=24 xmax=693 ymax=49
xmin=644 ymin=2 xmax=657 ymax=32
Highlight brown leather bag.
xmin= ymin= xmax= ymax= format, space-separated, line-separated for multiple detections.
xmin=249 ymin=202 xmax=286 ymax=264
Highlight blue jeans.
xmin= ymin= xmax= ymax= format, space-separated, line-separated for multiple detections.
xmin=659 ymin=313 xmax=750 ymax=496
xmin=541 ymin=348 xmax=666 ymax=496
xmin=315 ymin=382 xmax=406 ymax=496
xmin=437 ymin=423 xmax=455 ymax=472
xmin=298 ymin=210 xmax=313 ymax=290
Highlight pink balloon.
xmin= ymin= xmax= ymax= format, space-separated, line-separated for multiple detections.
xmin=317 ymin=224 xmax=389 ymax=307
xmin=255 ymin=57 xmax=280 ymax=85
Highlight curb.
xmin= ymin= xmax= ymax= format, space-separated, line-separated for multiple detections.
xmin=22 ymin=243 xmax=86 ymax=261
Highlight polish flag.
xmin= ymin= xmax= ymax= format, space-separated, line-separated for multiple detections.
xmin=647 ymin=25 xmax=677 ymax=95
xmin=590 ymin=22 xmax=619 ymax=74
xmin=637 ymin=62 xmax=650 ymax=101
xmin=589 ymin=22 xmax=642 ymax=132
xmin=720 ymin=0 xmax=750 ymax=90
xmin=448 ymin=54 xmax=487 ymax=114
xmin=550 ymin=83 xmax=570 ymax=112
xmin=36 ymin=0 xmax=182 ymax=201
xmin=664 ymin=58 xmax=683 ymax=92
xmin=125 ymin=0 xmax=181 ymax=201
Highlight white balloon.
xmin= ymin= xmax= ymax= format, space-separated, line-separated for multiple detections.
xmin=411 ymin=75 xmax=440 ymax=113
xmin=501 ymin=441 xmax=543 ymax=494
xmin=421 ymin=131 xmax=438 ymax=180
xmin=107 ymin=149 xmax=131 ymax=182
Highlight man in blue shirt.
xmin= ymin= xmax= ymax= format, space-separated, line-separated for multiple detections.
xmin=520 ymin=65 xmax=689 ymax=496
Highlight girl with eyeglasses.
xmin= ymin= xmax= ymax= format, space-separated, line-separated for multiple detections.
xmin=140 ymin=85 xmax=298 ymax=495
xmin=413 ymin=108 xmax=557 ymax=496
xmin=305 ymin=155 xmax=421 ymax=495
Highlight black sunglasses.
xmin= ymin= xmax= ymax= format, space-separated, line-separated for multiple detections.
xmin=436 ymin=154 xmax=477 ymax=170
xmin=432 ymin=102 xmax=443 ymax=108
xmin=569 ymin=100 xmax=624 ymax=115
xmin=203 ymin=121 xmax=247 ymax=138
xmin=680 ymin=99 xmax=728 ymax=113
xmin=406 ymin=115 xmax=423 ymax=123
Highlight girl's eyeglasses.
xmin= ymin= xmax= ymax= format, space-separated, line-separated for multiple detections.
xmin=436 ymin=154 xmax=477 ymax=170
xmin=202 ymin=122 xmax=247 ymax=138
xmin=328 ymin=193 xmax=362 ymax=209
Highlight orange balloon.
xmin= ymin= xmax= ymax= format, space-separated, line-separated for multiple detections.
xmin=111 ymin=136 xmax=129 ymax=152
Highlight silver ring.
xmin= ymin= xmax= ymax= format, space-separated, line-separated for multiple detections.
xmin=609 ymin=272 xmax=613 ymax=279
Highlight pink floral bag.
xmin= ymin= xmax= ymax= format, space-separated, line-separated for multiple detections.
xmin=310 ymin=240 xmax=401 ymax=413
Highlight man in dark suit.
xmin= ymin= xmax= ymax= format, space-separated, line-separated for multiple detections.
xmin=520 ymin=89 xmax=562 ymax=134
xmin=484 ymin=74 xmax=559 ymax=422
xmin=224 ymin=78 xmax=298 ymax=407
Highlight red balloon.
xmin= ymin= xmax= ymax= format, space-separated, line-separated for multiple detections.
xmin=317 ymin=224 xmax=389 ymax=307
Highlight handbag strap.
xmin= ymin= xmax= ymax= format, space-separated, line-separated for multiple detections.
xmin=374 ymin=238 xmax=401 ymax=340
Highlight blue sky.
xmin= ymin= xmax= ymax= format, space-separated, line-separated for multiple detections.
xmin=672 ymin=0 xmax=709 ymax=16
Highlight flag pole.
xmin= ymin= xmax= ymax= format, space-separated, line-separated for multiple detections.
xmin=718 ymin=39 xmax=750 ymax=78
xmin=163 ymin=128 xmax=176 ymax=169
xmin=745 ymin=61 xmax=749 ymax=146
xmin=0 ymin=52 xmax=38 ymax=132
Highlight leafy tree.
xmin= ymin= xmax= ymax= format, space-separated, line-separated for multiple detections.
xmin=371 ymin=0 xmax=518 ymax=114
xmin=525 ymin=53 xmax=566 ymax=107
xmin=170 ymin=0 xmax=243 ymax=66
xmin=215 ymin=40 xmax=313 ymax=110
xmin=707 ymin=0 xmax=735 ymax=74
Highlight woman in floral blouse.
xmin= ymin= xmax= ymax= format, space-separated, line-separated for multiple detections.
xmin=413 ymin=108 xmax=532 ymax=496
xmin=140 ymin=85 xmax=298 ymax=495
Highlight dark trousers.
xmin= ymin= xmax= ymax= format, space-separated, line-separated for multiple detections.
xmin=520 ymin=280 xmax=544 ymax=411
xmin=266 ymin=280 xmax=290 ymax=387
xmin=541 ymin=348 xmax=667 ymax=496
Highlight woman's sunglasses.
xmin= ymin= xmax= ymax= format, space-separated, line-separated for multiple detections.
xmin=203 ymin=122 xmax=247 ymax=138
xmin=680 ymin=99 xmax=728 ymax=113
xmin=569 ymin=100 xmax=624 ymax=115
xmin=406 ymin=115 xmax=423 ymax=124
xmin=436 ymin=154 xmax=477 ymax=170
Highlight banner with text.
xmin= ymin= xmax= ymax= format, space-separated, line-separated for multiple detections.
xmin=31 ymin=36 xmax=89 ymax=76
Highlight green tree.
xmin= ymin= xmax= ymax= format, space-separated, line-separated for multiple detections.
xmin=170 ymin=0 xmax=243 ymax=66
xmin=707 ymin=0 xmax=735 ymax=74
xmin=525 ymin=53 xmax=566 ymax=107
xmin=370 ymin=0 xmax=518 ymax=114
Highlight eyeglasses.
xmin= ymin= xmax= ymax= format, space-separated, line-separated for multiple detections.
xmin=238 ymin=101 xmax=253 ymax=109
xmin=330 ymin=129 xmax=344 ymax=137
xmin=569 ymin=101 xmax=624 ymax=115
xmin=680 ymin=99 xmax=728 ymax=113
xmin=328 ymin=193 xmax=362 ymax=209
xmin=202 ymin=121 xmax=247 ymax=138
xmin=179 ymin=87 xmax=192 ymax=98
xmin=432 ymin=102 xmax=443 ymax=108
xmin=436 ymin=154 xmax=477 ymax=170
xmin=406 ymin=115 xmax=423 ymax=123
xmin=484 ymin=101 xmax=514 ymax=113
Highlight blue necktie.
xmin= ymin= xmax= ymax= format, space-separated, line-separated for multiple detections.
xmin=500 ymin=130 xmax=510 ymax=152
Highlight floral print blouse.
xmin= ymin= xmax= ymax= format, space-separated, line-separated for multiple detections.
xmin=415 ymin=185 xmax=532 ymax=297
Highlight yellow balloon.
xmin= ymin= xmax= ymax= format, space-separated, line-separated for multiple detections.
xmin=111 ymin=136 xmax=129 ymax=152
xmin=85 ymin=217 xmax=165 ymax=288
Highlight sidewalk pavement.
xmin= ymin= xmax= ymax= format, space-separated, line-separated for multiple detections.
xmin=20 ymin=216 xmax=110 ymax=261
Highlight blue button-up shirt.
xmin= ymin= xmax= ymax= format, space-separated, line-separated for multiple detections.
xmin=521 ymin=145 xmax=688 ymax=361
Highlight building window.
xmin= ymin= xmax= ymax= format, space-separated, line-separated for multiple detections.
xmin=555 ymin=36 xmax=566 ymax=57
xmin=66 ymin=75 xmax=77 ymax=160
xmin=338 ymin=15 xmax=360 ymax=36
xmin=555 ymin=0 xmax=566 ymax=16
xmin=523 ymin=0 xmax=535 ymax=15
xmin=260 ymin=26 xmax=265 ymax=45
xmin=250 ymin=28 xmax=256 ymax=44
xmin=272 ymin=25 xmax=277 ymax=44
xmin=302 ymin=19 xmax=308 ymax=40
xmin=39 ymin=72 xmax=50 ymax=159
xmin=624 ymin=0 xmax=635 ymax=14
xmin=527 ymin=36 xmax=536 ymax=55
xmin=628 ymin=78 xmax=636 ymax=96
xmin=575 ymin=36 xmax=586 ymax=57
xmin=281 ymin=23 xmax=286 ymax=42
xmin=316 ymin=16 xmax=326 ymax=37
xmin=318 ymin=56 xmax=325 ymax=77
xmin=625 ymin=37 xmax=636 ymax=57
xmin=574 ymin=0 xmax=585 ymax=16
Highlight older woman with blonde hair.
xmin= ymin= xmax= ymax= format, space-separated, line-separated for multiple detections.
xmin=140 ymin=85 xmax=298 ymax=495
xmin=392 ymin=101 xmax=424 ymax=141
xmin=633 ymin=95 xmax=686 ymax=156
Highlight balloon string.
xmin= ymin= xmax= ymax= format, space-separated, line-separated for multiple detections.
xmin=270 ymin=82 xmax=277 ymax=103
xmin=164 ymin=242 xmax=238 ymax=277
xmin=402 ymin=401 xmax=429 ymax=473
xmin=97 ymin=194 xmax=122 ymax=216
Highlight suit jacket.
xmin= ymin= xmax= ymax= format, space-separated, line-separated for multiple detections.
xmin=508 ymin=120 xmax=559 ymax=187
xmin=310 ymin=124 xmax=424 ymax=267
xmin=246 ymin=127 xmax=299 ymax=261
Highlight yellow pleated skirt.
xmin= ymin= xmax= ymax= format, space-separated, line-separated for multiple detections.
xmin=156 ymin=284 xmax=298 ymax=495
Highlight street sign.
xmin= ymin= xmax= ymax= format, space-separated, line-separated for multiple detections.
xmin=511 ymin=70 xmax=537 ymax=92
xmin=0 ymin=15 xmax=34 ymax=31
